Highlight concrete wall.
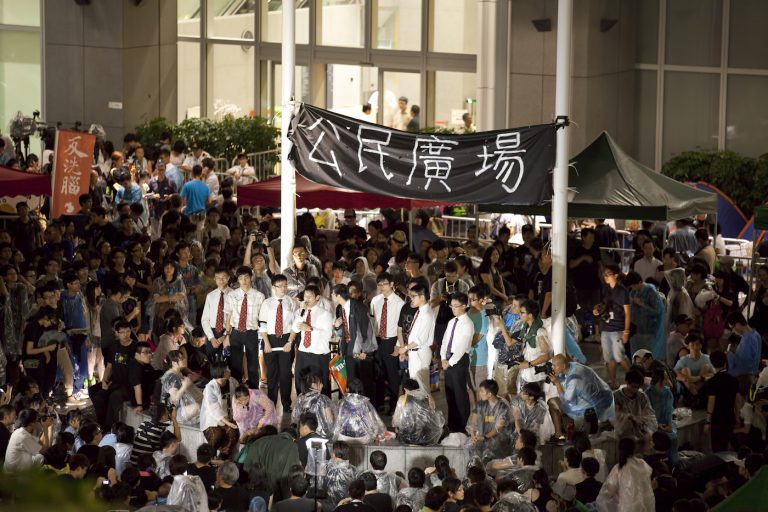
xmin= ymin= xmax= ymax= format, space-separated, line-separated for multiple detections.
xmin=43 ymin=0 xmax=177 ymax=145
xmin=507 ymin=0 xmax=635 ymax=155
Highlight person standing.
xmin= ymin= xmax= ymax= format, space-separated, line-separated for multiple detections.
xmin=703 ymin=351 xmax=742 ymax=452
xmin=370 ymin=273 xmax=405 ymax=413
xmin=259 ymin=274 xmax=297 ymax=412
xmin=201 ymin=267 xmax=233 ymax=361
xmin=179 ymin=165 xmax=210 ymax=232
xmin=593 ymin=264 xmax=631 ymax=389
xmin=225 ymin=266 xmax=265 ymax=388
xmin=332 ymin=284 xmax=377 ymax=398
xmin=291 ymin=284 xmax=333 ymax=396
xmin=440 ymin=293 xmax=473 ymax=432
xmin=397 ymin=282 xmax=434 ymax=393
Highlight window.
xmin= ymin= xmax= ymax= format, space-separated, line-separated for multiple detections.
xmin=178 ymin=0 xmax=201 ymax=37
xmin=432 ymin=71 xmax=476 ymax=130
xmin=726 ymin=75 xmax=768 ymax=157
xmin=633 ymin=70 xmax=656 ymax=167
xmin=375 ymin=0 xmax=421 ymax=51
xmin=0 ymin=0 xmax=40 ymax=26
xmin=326 ymin=64 xmax=378 ymax=119
xmin=318 ymin=0 xmax=365 ymax=47
xmin=206 ymin=0 xmax=255 ymax=40
xmin=729 ymin=0 xmax=768 ymax=69
xmin=260 ymin=62 xmax=309 ymax=119
xmin=663 ymin=72 xmax=720 ymax=162
xmin=261 ymin=0 xmax=310 ymax=44
xmin=178 ymin=41 xmax=201 ymax=120
xmin=381 ymin=71 xmax=420 ymax=128
xmin=665 ymin=0 xmax=722 ymax=67
xmin=635 ymin=0 xmax=659 ymax=64
xmin=0 ymin=31 xmax=41 ymax=139
xmin=208 ymin=44 xmax=255 ymax=119
xmin=429 ymin=0 xmax=477 ymax=54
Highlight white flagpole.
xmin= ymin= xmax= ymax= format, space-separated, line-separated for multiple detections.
xmin=550 ymin=0 xmax=573 ymax=356
xmin=280 ymin=0 xmax=297 ymax=270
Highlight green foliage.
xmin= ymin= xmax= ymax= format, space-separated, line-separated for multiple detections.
xmin=0 ymin=470 xmax=105 ymax=512
xmin=135 ymin=116 xmax=279 ymax=162
xmin=662 ymin=150 xmax=768 ymax=218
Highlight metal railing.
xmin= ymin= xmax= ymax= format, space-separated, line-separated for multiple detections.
xmin=441 ymin=215 xmax=493 ymax=240
xmin=214 ymin=148 xmax=281 ymax=194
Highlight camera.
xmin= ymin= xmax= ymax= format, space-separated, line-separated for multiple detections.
xmin=483 ymin=303 xmax=499 ymax=317
xmin=245 ymin=230 xmax=266 ymax=246
xmin=534 ymin=361 xmax=554 ymax=383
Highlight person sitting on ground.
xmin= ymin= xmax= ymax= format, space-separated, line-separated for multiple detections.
xmin=324 ymin=441 xmax=360 ymax=507
xmin=63 ymin=409 xmax=84 ymax=452
xmin=200 ymin=360 xmax=240 ymax=459
xmin=153 ymin=430 xmax=180 ymax=478
xmin=549 ymin=354 xmax=615 ymax=430
xmin=332 ymin=378 xmax=386 ymax=445
xmin=467 ymin=379 xmax=512 ymax=462
xmin=273 ymin=474 xmax=318 ymax=512
xmin=160 ymin=349 xmax=204 ymax=425
xmin=186 ymin=443 xmax=218 ymax=490
xmin=510 ymin=382 xmax=555 ymax=445
xmin=574 ymin=457 xmax=602 ymax=505
xmin=215 ymin=461 xmax=252 ymax=512
xmin=369 ymin=450 xmax=405 ymax=502
xmin=361 ymin=471 xmax=393 ymax=512
xmin=297 ymin=412 xmax=330 ymax=470
xmin=232 ymin=384 xmax=277 ymax=444
xmin=3 ymin=408 xmax=53 ymax=472
xmin=395 ymin=467 xmax=427 ymax=512
xmin=674 ymin=334 xmax=714 ymax=405
xmin=613 ymin=369 xmax=658 ymax=441
xmin=469 ymin=480 xmax=495 ymax=512
xmin=392 ymin=378 xmax=445 ymax=446
xmin=334 ymin=478 xmax=377 ymax=512
xmin=292 ymin=372 xmax=337 ymax=439
xmin=63 ymin=453 xmax=90 ymax=480
xmin=76 ymin=421 xmax=104 ymax=466
xmin=596 ymin=437 xmax=655 ymax=512
xmin=423 ymin=486 xmax=449 ymax=512
xmin=132 ymin=404 xmax=180 ymax=464
xmin=114 ymin=423 xmax=134 ymax=477
xmin=166 ymin=453 xmax=209 ymax=512
xmin=442 ymin=477 xmax=464 ymax=512
xmin=556 ymin=447 xmax=584 ymax=487
xmin=492 ymin=476 xmax=536 ymax=512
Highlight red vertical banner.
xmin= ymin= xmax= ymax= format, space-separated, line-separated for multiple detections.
xmin=51 ymin=130 xmax=96 ymax=218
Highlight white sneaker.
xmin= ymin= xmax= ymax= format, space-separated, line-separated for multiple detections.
xmin=66 ymin=395 xmax=86 ymax=406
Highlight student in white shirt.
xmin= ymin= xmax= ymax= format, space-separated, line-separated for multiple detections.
xmin=201 ymin=267 xmax=233 ymax=360
xmin=3 ymin=409 xmax=52 ymax=473
xmin=259 ymin=274 xmax=298 ymax=412
xmin=226 ymin=153 xmax=257 ymax=187
xmin=291 ymin=284 xmax=334 ymax=395
xmin=396 ymin=282 xmax=435 ymax=393
xmin=224 ymin=266 xmax=265 ymax=387
xmin=440 ymin=292 xmax=474 ymax=433
xmin=370 ymin=272 xmax=405 ymax=413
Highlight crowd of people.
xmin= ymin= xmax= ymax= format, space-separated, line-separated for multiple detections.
xmin=0 ymin=131 xmax=766 ymax=512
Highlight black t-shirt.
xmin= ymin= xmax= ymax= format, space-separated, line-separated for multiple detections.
xmin=77 ymin=444 xmax=100 ymax=466
xmin=187 ymin=463 xmax=217 ymax=490
xmin=398 ymin=304 xmax=418 ymax=336
xmin=86 ymin=221 xmax=118 ymax=249
xmin=594 ymin=224 xmax=618 ymax=248
xmin=128 ymin=359 xmax=156 ymax=406
xmin=109 ymin=341 xmax=137 ymax=389
xmin=9 ymin=218 xmax=39 ymax=258
xmin=274 ymin=497 xmax=317 ymax=512
xmin=217 ymin=484 xmax=253 ymax=512
xmin=184 ymin=344 xmax=209 ymax=378
xmin=602 ymin=284 xmax=630 ymax=332
xmin=335 ymin=501 xmax=377 ymax=512
xmin=531 ymin=268 xmax=552 ymax=315
xmin=569 ymin=245 xmax=602 ymax=290
xmin=703 ymin=371 xmax=740 ymax=426
xmin=127 ymin=259 xmax=152 ymax=301
xmin=22 ymin=321 xmax=47 ymax=364
xmin=0 ymin=425 xmax=10 ymax=462
xmin=363 ymin=492 xmax=393 ymax=512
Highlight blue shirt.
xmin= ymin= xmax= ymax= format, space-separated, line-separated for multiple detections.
xmin=60 ymin=290 xmax=87 ymax=329
xmin=469 ymin=310 xmax=487 ymax=366
xmin=116 ymin=183 xmax=143 ymax=204
xmin=674 ymin=354 xmax=712 ymax=376
xmin=728 ymin=329 xmax=761 ymax=377
xmin=180 ymin=179 xmax=210 ymax=214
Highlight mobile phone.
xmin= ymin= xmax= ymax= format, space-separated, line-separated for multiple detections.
xmin=102 ymin=480 xmax=110 ymax=485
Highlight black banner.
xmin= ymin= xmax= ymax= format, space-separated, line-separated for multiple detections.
xmin=288 ymin=104 xmax=556 ymax=204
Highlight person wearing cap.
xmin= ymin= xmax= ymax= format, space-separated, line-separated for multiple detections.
xmin=181 ymin=140 xmax=211 ymax=174
xmin=224 ymin=266 xmax=265 ymax=387
xmin=226 ymin=152 xmax=256 ymax=187
xmin=667 ymin=315 xmax=692 ymax=367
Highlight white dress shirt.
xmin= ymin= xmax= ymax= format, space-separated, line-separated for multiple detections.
xmin=259 ymin=295 xmax=298 ymax=335
xmin=370 ymin=293 xmax=405 ymax=338
xmin=225 ymin=287 xmax=265 ymax=332
xmin=200 ymin=377 xmax=238 ymax=431
xmin=293 ymin=304 xmax=333 ymax=355
xmin=226 ymin=164 xmax=256 ymax=186
xmin=201 ymin=287 xmax=233 ymax=339
xmin=439 ymin=313 xmax=474 ymax=366
xmin=407 ymin=304 xmax=435 ymax=351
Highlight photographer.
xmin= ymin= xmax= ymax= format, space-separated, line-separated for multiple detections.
xmin=243 ymin=229 xmax=280 ymax=289
xmin=549 ymin=354 xmax=616 ymax=430
xmin=592 ymin=263 xmax=631 ymax=389
xmin=430 ymin=261 xmax=470 ymax=345
xmin=514 ymin=300 xmax=565 ymax=441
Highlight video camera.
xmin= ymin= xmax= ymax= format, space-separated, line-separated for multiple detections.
xmin=533 ymin=361 xmax=554 ymax=383
xmin=245 ymin=230 xmax=266 ymax=246
xmin=483 ymin=303 xmax=499 ymax=317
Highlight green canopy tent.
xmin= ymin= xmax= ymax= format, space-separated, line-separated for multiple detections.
xmin=481 ymin=131 xmax=717 ymax=221
xmin=713 ymin=467 xmax=768 ymax=511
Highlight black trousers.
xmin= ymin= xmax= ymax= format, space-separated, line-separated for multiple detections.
xmin=295 ymin=351 xmax=331 ymax=397
xmin=89 ymin=383 xmax=130 ymax=431
xmin=265 ymin=334 xmax=294 ymax=409
xmin=205 ymin=327 xmax=226 ymax=361
xmin=711 ymin=424 xmax=735 ymax=453
xmin=345 ymin=354 xmax=375 ymax=400
xmin=376 ymin=337 xmax=401 ymax=410
xmin=229 ymin=329 xmax=260 ymax=388
xmin=444 ymin=354 xmax=471 ymax=433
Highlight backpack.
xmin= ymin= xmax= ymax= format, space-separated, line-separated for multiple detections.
xmin=702 ymin=299 xmax=725 ymax=340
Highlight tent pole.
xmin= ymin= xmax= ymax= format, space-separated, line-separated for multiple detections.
xmin=409 ymin=209 xmax=414 ymax=251
xmin=713 ymin=213 xmax=718 ymax=254
xmin=280 ymin=0 xmax=296 ymax=270
xmin=550 ymin=0 xmax=573 ymax=357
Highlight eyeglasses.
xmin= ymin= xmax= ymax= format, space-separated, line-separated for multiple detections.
xmin=450 ymin=303 xmax=465 ymax=309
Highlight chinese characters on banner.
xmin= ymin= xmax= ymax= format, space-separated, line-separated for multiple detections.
xmin=51 ymin=130 xmax=96 ymax=218
xmin=289 ymin=104 xmax=556 ymax=204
